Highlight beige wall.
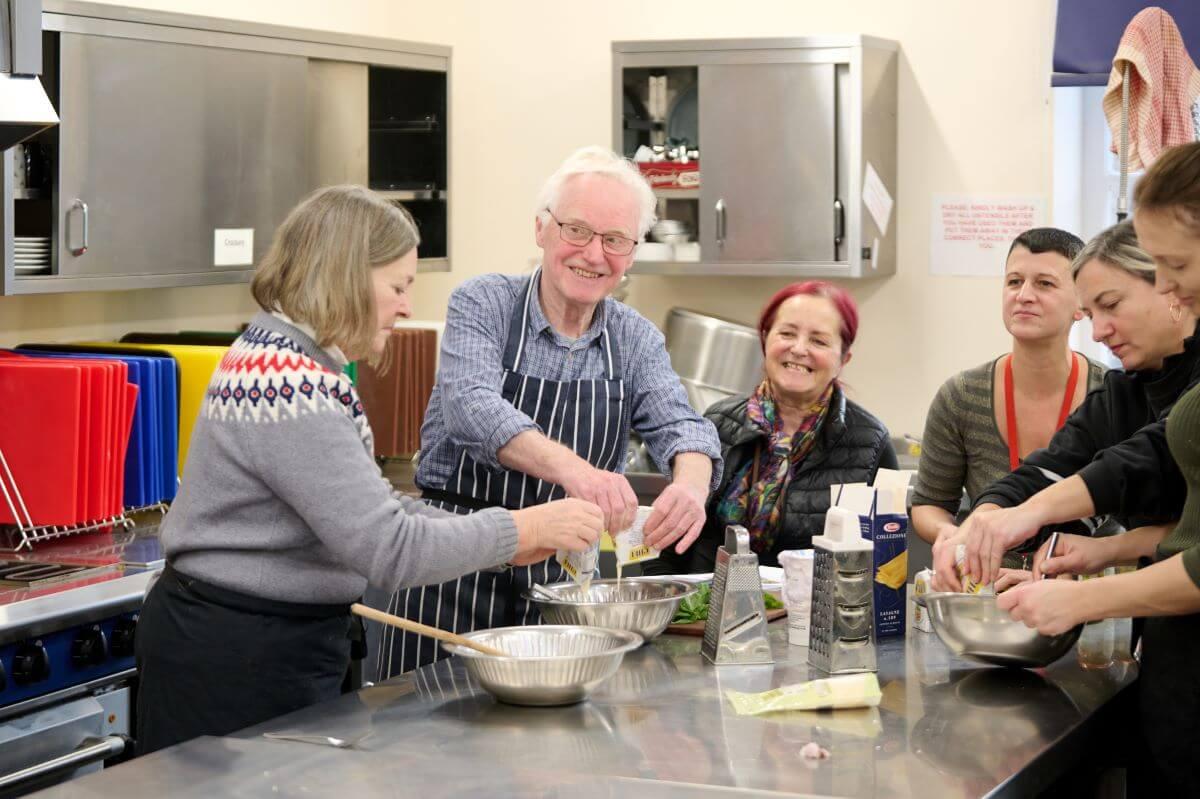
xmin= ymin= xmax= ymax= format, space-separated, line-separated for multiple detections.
xmin=0 ymin=0 xmax=1058 ymax=437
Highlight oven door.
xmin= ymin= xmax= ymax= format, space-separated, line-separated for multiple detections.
xmin=0 ymin=689 xmax=129 ymax=796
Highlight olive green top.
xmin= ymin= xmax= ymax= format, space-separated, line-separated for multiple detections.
xmin=1161 ymin=381 xmax=1200 ymax=585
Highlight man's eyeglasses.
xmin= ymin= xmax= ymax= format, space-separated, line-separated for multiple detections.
xmin=545 ymin=209 xmax=638 ymax=256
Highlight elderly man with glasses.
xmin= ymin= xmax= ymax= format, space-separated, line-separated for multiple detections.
xmin=366 ymin=146 xmax=722 ymax=677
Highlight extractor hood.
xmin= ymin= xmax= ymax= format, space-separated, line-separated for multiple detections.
xmin=0 ymin=0 xmax=58 ymax=151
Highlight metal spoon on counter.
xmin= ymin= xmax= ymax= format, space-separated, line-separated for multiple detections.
xmin=351 ymin=603 xmax=508 ymax=657
xmin=262 ymin=731 xmax=373 ymax=749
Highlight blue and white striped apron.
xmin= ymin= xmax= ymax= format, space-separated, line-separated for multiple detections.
xmin=373 ymin=270 xmax=627 ymax=678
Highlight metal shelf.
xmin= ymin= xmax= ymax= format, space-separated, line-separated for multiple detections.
xmin=376 ymin=189 xmax=446 ymax=202
xmin=629 ymin=259 xmax=867 ymax=278
xmin=652 ymin=188 xmax=699 ymax=200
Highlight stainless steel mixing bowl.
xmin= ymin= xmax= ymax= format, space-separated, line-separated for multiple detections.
xmin=440 ymin=625 xmax=642 ymax=706
xmin=522 ymin=578 xmax=697 ymax=641
xmin=915 ymin=592 xmax=1082 ymax=668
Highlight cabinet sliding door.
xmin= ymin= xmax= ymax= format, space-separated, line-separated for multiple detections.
xmin=699 ymin=62 xmax=836 ymax=263
xmin=56 ymin=33 xmax=307 ymax=277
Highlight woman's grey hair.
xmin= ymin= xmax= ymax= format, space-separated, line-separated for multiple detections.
xmin=1071 ymin=220 xmax=1155 ymax=284
xmin=534 ymin=146 xmax=658 ymax=239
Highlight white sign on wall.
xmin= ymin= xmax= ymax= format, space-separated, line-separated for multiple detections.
xmin=930 ymin=195 xmax=1046 ymax=277
xmin=214 ymin=228 xmax=255 ymax=267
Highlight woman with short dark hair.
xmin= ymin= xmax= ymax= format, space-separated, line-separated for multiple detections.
xmin=911 ymin=227 xmax=1106 ymax=566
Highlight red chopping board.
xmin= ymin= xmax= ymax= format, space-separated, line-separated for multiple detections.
xmin=666 ymin=607 xmax=788 ymax=637
xmin=0 ymin=359 xmax=83 ymax=526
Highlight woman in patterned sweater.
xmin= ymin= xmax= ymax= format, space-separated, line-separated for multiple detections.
xmin=910 ymin=227 xmax=1106 ymax=568
xmin=136 ymin=186 xmax=602 ymax=755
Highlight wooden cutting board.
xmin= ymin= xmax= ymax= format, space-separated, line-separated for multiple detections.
xmin=666 ymin=607 xmax=787 ymax=637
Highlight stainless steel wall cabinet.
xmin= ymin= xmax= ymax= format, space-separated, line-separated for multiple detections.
xmin=613 ymin=36 xmax=898 ymax=278
xmin=1 ymin=1 xmax=451 ymax=295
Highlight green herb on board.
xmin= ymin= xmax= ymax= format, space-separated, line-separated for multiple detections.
xmin=672 ymin=582 xmax=711 ymax=624
xmin=671 ymin=582 xmax=784 ymax=623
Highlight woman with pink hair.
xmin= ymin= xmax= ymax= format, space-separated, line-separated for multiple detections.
xmin=645 ymin=281 xmax=895 ymax=572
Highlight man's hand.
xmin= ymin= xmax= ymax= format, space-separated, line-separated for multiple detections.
xmin=562 ymin=466 xmax=638 ymax=534
xmin=644 ymin=482 xmax=707 ymax=553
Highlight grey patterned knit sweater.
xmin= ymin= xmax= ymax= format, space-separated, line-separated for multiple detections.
xmin=163 ymin=311 xmax=518 ymax=604
xmin=913 ymin=355 xmax=1106 ymax=517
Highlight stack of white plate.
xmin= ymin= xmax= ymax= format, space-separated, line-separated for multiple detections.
xmin=14 ymin=237 xmax=50 ymax=275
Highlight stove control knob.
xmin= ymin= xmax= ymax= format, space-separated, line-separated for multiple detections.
xmin=110 ymin=616 xmax=137 ymax=658
xmin=71 ymin=627 xmax=109 ymax=668
xmin=13 ymin=641 xmax=51 ymax=685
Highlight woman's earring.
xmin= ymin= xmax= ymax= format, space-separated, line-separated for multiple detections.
xmin=1171 ymin=302 xmax=1183 ymax=323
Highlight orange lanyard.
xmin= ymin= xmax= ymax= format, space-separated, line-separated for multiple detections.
xmin=1004 ymin=353 xmax=1080 ymax=471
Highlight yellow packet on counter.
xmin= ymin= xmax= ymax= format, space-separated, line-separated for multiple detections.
xmin=725 ymin=673 xmax=882 ymax=716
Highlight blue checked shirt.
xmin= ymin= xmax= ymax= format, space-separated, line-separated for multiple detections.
xmin=417 ymin=271 xmax=723 ymax=493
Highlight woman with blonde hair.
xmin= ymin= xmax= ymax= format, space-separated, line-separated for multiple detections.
xmin=998 ymin=142 xmax=1200 ymax=794
xmin=934 ymin=221 xmax=1200 ymax=592
xmin=135 ymin=185 xmax=602 ymax=754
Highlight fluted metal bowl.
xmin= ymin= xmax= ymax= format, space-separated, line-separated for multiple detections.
xmin=522 ymin=578 xmax=697 ymax=641
xmin=915 ymin=592 xmax=1082 ymax=668
xmin=441 ymin=625 xmax=642 ymax=706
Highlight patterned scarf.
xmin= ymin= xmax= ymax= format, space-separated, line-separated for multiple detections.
xmin=716 ymin=380 xmax=833 ymax=554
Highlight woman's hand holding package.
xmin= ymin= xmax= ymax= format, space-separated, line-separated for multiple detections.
xmin=961 ymin=504 xmax=1045 ymax=588
xmin=931 ymin=522 xmax=966 ymax=591
xmin=563 ymin=465 xmax=638 ymax=534
xmin=996 ymin=579 xmax=1085 ymax=636
xmin=511 ymin=498 xmax=603 ymax=566
xmin=643 ymin=481 xmax=707 ymax=553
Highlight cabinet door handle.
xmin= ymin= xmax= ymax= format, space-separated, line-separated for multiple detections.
xmin=69 ymin=199 xmax=89 ymax=256
xmin=715 ymin=198 xmax=727 ymax=247
xmin=833 ymin=199 xmax=845 ymax=246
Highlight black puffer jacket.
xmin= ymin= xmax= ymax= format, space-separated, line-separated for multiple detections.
xmin=645 ymin=386 xmax=897 ymax=573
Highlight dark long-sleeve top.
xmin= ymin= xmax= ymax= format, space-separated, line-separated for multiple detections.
xmin=975 ymin=326 xmax=1200 ymax=528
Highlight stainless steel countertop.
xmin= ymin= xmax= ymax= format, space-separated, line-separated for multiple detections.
xmin=0 ymin=525 xmax=165 ymax=644
xmin=34 ymin=617 xmax=1136 ymax=798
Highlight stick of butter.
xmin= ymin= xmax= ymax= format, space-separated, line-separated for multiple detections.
xmin=725 ymin=673 xmax=882 ymax=716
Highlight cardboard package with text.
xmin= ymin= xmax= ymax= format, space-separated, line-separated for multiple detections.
xmin=830 ymin=469 xmax=912 ymax=638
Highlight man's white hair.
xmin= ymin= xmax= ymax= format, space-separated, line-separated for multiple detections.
xmin=534 ymin=146 xmax=658 ymax=239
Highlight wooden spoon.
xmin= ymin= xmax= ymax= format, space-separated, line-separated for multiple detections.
xmin=351 ymin=603 xmax=508 ymax=657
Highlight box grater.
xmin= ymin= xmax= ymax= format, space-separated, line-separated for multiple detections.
xmin=701 ymin=525 xmax=773 ymax=665
xmin=809 ymin=507 xmax=877 ymax=674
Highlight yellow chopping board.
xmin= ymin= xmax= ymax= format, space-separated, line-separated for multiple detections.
xmin=89 ymin=342 xmax=228 ymax=476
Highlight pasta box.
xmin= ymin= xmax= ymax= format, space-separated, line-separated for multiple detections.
xmin=830 ymin=469 xmax=912 ymax=638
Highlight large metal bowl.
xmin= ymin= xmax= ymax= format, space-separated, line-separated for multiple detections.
xmin=441 ymin=625 xmax=642 ymax=706
xmin=915 ymin=592 xmax=1082 ymax=668
xmin=522 ymin=578 xmax=697 ymax=641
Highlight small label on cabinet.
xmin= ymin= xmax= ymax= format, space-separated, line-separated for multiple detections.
xmin=214 ymin=228 xmax=254 ymax=266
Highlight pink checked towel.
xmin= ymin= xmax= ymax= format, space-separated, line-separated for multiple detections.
xmin=1102 ymin=6 xmax=1200 ymax=171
